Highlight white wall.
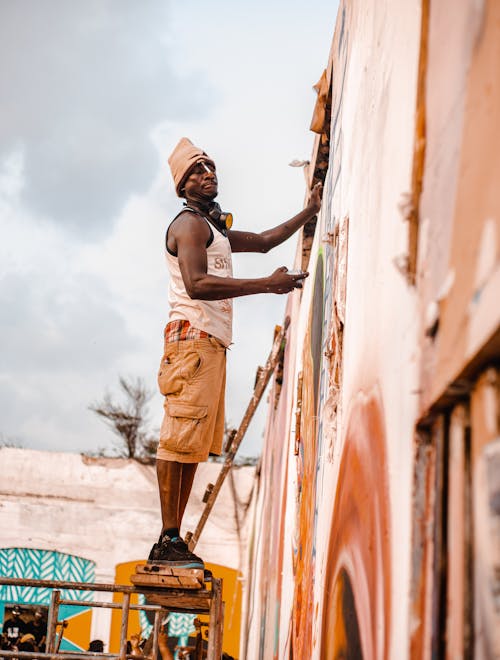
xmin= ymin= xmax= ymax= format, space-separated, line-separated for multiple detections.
xmin=0 ymin=447 xmax=255 ymax=574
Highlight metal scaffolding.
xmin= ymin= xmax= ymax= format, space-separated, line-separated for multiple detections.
xmin=0 ymin=576 xmax=223 ymax=660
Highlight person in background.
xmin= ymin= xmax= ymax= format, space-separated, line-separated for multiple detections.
xmin=157 ymin=630 xmax=173 ymax=660
xmin=2 ymin=606 xmax=27 ymax=649
xmin=18 ymin=633 xmax=37 ymax=656
xmin=87 ymin=640 xmax=104 ymax=653
xmin=129 ymin=631 xmax=173 ymax=660
xmin=129 ymin=633 xmax=142 ymax=657
xmin=26 ymin=608 xmax=46 ymax=652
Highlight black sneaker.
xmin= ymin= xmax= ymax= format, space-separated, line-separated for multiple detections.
xmin=148 ymin=536 xmax=204 ymax=570
xmin=147 ymin=534 xmax=163 ymax=563
xmin=147 ymin=532 xmax=186 ymax=560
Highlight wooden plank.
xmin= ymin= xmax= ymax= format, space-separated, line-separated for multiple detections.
xmin=470 ymin=368 xmax=500 ymax=658
xmin=144 ymin=591 xmax=211 ymax=612
xmin=130 ymin=573 xmax=204 ymax=590
xmin=445 ymin=404 xmax=467 ymax=659
xmin=409 ymin=431 xmax=437 ymax=659
xmin=410 ymin=415 xmax=447 ymax=660
xmin=135 ymin=564 xmax=204 ymax=580
xmin=430 ymin=415 xmax=447 ymax=659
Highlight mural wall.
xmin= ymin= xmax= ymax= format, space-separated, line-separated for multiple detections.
xmin=0 ymin=549 xmax=94 ymax=652
xmin=111 ymin=561 xmax=243 ymax=659
xmin=0 ymin=451 xmax=254 ymax=657
xmin=243 ymin=0 xmax=500 ymax=657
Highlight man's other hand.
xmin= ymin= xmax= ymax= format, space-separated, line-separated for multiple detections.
xmin=307 ymin=181 xmax=323 ymax=215
xmin=266 ymin=266 xmax=309 ymax=294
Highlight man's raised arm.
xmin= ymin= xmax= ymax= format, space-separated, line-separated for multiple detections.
xmin=175 ymin=214 xmax=309 ymax=301
xmin=228 ymin=181 xmax=323 ymax=253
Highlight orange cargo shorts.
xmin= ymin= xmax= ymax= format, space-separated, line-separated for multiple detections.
xmin=156 ymin=336 xmax=226 ymax=463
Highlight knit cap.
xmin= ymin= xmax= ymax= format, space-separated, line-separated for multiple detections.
xmin=168 ymin=137 xmax=215 ymax=197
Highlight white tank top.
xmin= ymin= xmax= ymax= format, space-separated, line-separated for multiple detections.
xmin=166 ymin=211 xmax=233 ymax=347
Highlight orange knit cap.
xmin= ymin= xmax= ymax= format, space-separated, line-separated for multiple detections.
xmin=168 ymin=137 xmax=215 ymax=197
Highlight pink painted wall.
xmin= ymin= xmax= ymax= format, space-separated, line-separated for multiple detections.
xmin=243 ymin=0 xmax=500 ymax=657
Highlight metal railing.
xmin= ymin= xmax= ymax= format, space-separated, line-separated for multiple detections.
xmin=0 ymin=576 xmax=223 ymax=660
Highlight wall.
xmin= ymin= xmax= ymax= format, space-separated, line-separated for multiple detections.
xmin=243 ymin=0 xmax=500 ymax=657
xmin=0 ymin=447 xmax=254 ymax=655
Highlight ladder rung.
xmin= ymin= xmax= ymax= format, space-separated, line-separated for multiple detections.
xmin=223 ymin=428 xmax=237 ymax=454
xmin=202 ymin=483 xmax=214 ymax=503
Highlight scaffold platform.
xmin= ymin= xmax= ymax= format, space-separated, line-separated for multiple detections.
xmin=0 ymin=575 xmax=223 ymax=660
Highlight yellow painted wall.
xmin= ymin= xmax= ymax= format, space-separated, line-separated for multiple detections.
xmin=60 ymin=608 xmax=93 ymax=651
xmin=110 ymin=560 xmax=242 ymax=658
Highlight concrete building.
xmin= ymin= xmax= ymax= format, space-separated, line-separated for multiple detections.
xmin=0 ymin=447 xmax=254 ymax=658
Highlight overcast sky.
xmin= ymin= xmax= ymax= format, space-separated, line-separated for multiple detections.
xmin=0 ymin=0 xmax=338 ymax=458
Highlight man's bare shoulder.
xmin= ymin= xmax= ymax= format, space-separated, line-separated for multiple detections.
xmin=171 ymin=210 xmax=210 ymax=238
xmin=168 ymin=210 xmax=212 ymax=254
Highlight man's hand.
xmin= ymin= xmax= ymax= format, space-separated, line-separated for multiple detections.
xmin=158 ymin=630 xmax=173 ymax=660
xmin=266 ymin=266 xmax=309 ymax=294
xmin=307 ymin=181 xmax=323 ymax=215
xmin=129 ymin=634 xmax=141 ymax=656
xmin=229 ymin=181 xmax=323 ymax=254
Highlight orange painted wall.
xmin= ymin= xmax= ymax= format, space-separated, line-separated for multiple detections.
xmin=110 ymin=561 xmax=242 ymax=659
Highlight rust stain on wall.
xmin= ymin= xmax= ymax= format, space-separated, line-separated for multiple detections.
xmin=321 ymin=393 xmax=391 ymax=659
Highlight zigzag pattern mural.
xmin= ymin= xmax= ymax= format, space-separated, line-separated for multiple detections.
xmin=137 ymin=595 xmax=194 ymax=643
xmin=137 ymin=595 xmax=153 ymax=638
xmin=0 ymin=548 xmax=95 ymax=604
xmin=167 ymin=612 xmax=195 ymax=638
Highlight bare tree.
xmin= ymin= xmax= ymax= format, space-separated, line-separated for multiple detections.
xmin=0 ymin=433 xmax=24 ymax=448
xmin=89 ymin=376 xmax=157 ymax=461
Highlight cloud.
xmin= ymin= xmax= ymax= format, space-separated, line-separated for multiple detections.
xmin=0 ymin=270 xmax=134 ymax=372
xmin=0 ymin=153 xmax=144 ymax=452
xmin=0 ymin=267 xmax=138 ymax=452
xmin=0 ymin=0 xmax=339 ymax=458
xmin=0 ymin=0 xmax=215 ymax=238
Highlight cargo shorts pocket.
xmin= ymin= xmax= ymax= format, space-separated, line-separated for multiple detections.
xmin=157 ymin=351 xmax=202 ymax=396
xmin=160 ymin=401 xmax=208 ymax=455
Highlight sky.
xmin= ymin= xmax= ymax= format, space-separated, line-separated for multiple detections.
xmin=0 ymin=0 xmax=339 ymax=458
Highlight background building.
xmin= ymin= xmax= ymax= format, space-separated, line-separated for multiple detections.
xmin=0 ymin=447 xmax=254 ymax=658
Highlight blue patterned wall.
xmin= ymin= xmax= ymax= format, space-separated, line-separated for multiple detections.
xmin=0 ymin=548 xmax=95 ymax=609
xmin=137 ymin=595 xmax=195 ymax=649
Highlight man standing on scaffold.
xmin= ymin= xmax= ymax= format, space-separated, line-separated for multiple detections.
xmin=148 ymin=138 xmax=322 ymax=568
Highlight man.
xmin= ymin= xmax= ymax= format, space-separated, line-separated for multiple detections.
xmin=88 ymin=640 xmax=105 ymax=653
xmin=2 ymin=606 xmax=26 ymax=649
xmin=26 ymin=609 xmax=46 ymax=652
xmin=149 ymin=138 xmax=322 ymax=568
xmin=18 ymin=634 xmax=37 ymax=656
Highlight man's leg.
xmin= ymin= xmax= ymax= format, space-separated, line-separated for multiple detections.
xmin=156 ymin=459 xmax=182 ymax=532
xmin=152 ymin=458 xmax=203 ymax=568
xmin=178 ymin=462 xmax=198 ymax=527
xmin=156 ymin=459 xmax=198 ymax=532
xmin=152 ymin=338 xmax=225 ymax=566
